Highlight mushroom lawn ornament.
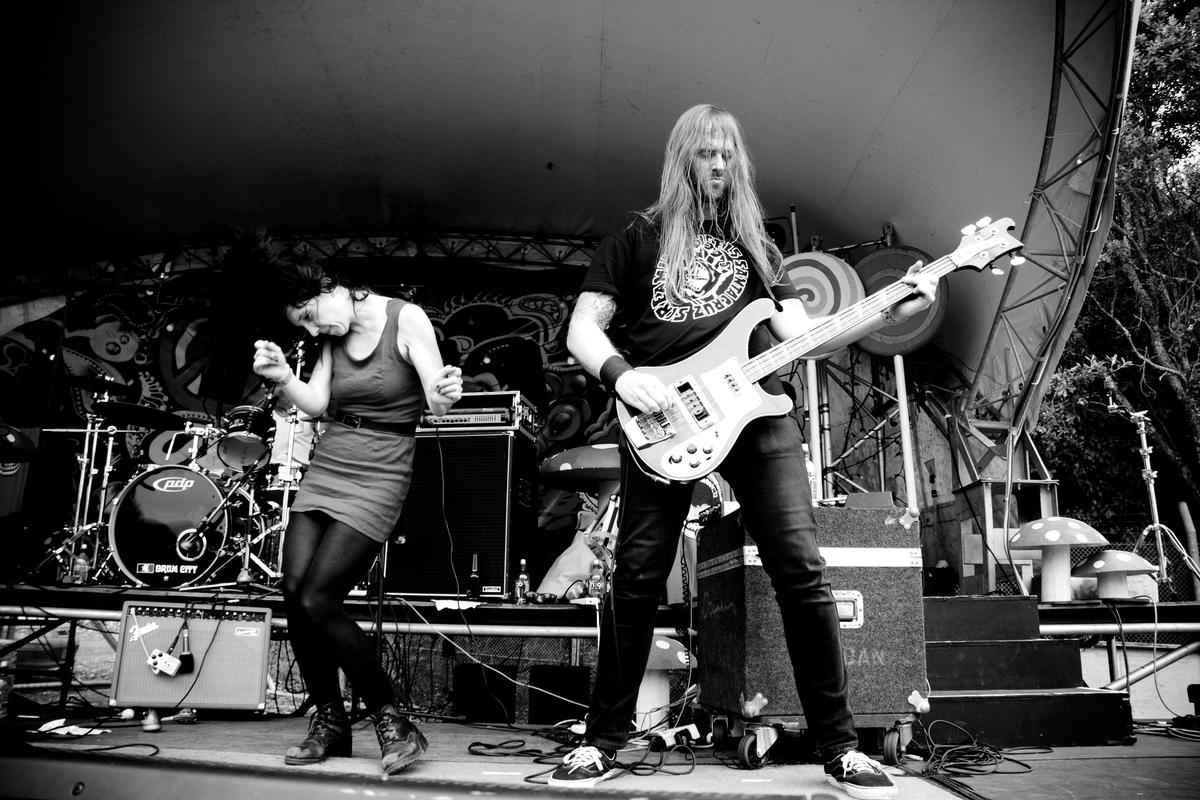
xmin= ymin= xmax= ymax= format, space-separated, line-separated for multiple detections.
xmin=1011 ymin=516 xmax=1109 ymax=601
xmin=1072 ymin=550 xmax=1159 ymax=600
xmin=633 ymin=636 xmax=695 ymax=731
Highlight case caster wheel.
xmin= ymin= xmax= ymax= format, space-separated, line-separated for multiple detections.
xmin=711 ymin=716 xmax=730 ymax=749
xmin=882 ymin=728 xmax=902 ymax=765
xmin=737 ymin=733 xmax=764 ymax=769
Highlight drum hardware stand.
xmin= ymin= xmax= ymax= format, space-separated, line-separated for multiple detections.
xmin=264 ymin=343 xmax=308 ymax=573
xmin=40 ymin=393 xmax=132 ymax=583
xmin=1107 ymin=393 xmax=1200 ymax=587
xmin=176 ymin=421 xmax=222 ymax=471
xmin=177 ymin=453 xmax=278 ymax=594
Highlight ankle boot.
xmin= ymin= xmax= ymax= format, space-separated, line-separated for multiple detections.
xmin=374 ymin=704 xmax=428 ymax=774
xmin=285 ymin=702 xmax=352 ymax=765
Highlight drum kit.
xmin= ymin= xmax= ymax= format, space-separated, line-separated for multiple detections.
xmin=42 ymin=370 xmax=323 ymax=592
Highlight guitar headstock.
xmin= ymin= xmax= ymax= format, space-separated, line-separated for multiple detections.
xmin=950 ymin=217 xmax=1025 ymax=274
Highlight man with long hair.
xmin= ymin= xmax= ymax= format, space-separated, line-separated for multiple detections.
xmin=552 ymin=104 xmax=935 ymax=798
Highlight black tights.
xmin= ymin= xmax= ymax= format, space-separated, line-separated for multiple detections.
xmin=281 ymin=510 xmax=393 ymax=713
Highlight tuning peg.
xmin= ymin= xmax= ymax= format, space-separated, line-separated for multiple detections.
xmin=990 ymin=267 xmax=1005 ymax=275
xmin=975 ymin=216 xmax=993 ymax=228
xmin=960 ymin=224 xmax=977 ymax=236
xmin=1009 ymin=253 xmax=1026 ymax=266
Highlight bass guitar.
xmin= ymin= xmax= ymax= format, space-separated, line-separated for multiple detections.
xmin=617 ymin=216 xmax=1024 ymax=482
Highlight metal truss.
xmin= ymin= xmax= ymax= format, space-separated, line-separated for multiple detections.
xmin=5 ymin=232 xmax=599 ymax=302
xmin=952 ymin=0 xmax=1140 ymax=483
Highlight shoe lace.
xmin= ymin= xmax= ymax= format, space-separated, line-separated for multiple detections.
xmin=310 ymin=706 xmax=343 ymax=737
xmin=375 ymin=710 xmax=405 ymax=744
xmin=562 ymin=745 xmax=607 ymax=772
xmin=840 ymin=750 xmax=883 ymax=776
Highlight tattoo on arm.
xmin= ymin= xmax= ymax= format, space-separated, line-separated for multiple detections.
xmin=576 ymin=292 xmax=617 ymax=331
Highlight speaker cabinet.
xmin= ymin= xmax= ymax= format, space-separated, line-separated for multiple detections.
xmin=697 ymin=508 xmax=927 ymax=727
xmin=110 ymin=602 xmax=271 ymax=710
xmin=384 ymin=430 xmax=537 ymax=598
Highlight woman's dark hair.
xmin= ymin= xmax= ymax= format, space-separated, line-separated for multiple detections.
xmin=224 ymin=231 xmax=368 ymax=309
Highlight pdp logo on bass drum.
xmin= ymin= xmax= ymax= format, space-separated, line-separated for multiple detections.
xmin=151 ymin=475 xmax=195 ymax=492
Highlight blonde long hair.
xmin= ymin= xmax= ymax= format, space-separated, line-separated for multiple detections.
xmin=642 ymin=104 xmax=783 ymax=305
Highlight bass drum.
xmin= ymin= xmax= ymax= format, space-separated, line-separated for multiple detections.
xmin=107 ymin=465 xmax=229 ymax=588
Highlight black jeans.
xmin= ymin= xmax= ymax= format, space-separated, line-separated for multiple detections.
xmin=585 ymin=414 xmax=857 ymax=760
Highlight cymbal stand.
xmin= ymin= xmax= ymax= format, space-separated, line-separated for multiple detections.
xmin=40 ymin=391 xmax=127 ymax=582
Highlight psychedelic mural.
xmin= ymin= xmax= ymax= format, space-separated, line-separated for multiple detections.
xmin=0 ymin=275 xmax=616 ymax=577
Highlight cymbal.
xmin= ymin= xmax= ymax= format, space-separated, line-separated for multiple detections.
xmin=0 ymin=423 xmax=36 ymax=462
xmin=93 ymin=401 xmax=187 ymax=431
xmin=67 ymin=373 xmax=135 ymax=396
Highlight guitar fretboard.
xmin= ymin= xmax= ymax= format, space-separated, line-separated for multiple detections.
xmin=743 ymin=253 xmax=959 ymax=381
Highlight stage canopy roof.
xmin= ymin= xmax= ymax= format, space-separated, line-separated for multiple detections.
xmin=4 ymin=0 xmax=1139 ymax=476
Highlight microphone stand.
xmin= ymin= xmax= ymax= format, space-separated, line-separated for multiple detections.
xmin=180 ymin=377 xmax=289 ymax=596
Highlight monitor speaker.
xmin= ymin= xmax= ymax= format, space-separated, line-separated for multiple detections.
xmin=110 ymin=602 xmax=271 ymax=710
xmin=383 ymin=430 xmax=537 ymax=598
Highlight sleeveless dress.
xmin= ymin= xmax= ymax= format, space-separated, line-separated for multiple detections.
xmin=290 ymin=298 xmax=424 ymax=542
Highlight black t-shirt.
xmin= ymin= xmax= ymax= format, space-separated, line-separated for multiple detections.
xmin=581 ymin=212 xmax=799 ymax=367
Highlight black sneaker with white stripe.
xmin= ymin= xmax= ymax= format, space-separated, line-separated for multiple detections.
xmin=548 ymin=745 xmax=622 ymax=788
xmin=824 ymin=750 xmax=897 ymax=798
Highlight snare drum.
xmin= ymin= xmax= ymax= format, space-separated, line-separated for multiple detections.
xmin=216 ymin=405 xmax=275 ymax=472
xmin=107 ymin=465 xmax=230 ymax=588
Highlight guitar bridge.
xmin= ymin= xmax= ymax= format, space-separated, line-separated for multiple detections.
xmin=632 ymin=409 xmax=675 ymax=445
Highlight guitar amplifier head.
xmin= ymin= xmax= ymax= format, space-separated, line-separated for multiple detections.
xmin=417 ymin=391 xmax=539 ymax=439
xmin=110 ymin=601 xmax=272 ymax=711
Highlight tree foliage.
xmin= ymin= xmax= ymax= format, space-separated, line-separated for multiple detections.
xmin=1036 ymin=0 xmax=1200 ymax=531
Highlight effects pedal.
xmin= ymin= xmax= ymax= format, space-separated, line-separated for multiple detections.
xmin=147 ymin=649 xmax=182 ymax=676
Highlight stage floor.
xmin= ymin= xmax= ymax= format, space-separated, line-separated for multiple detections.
xmin=1 ymin=713 xmax=1198 ymax=800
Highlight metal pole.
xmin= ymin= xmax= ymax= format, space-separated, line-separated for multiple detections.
xmin=1104 ymin=639 xmax=1200 ymax=691
xmin=1179 ymin=501 xmax=1200 ymax=601
xmin=806 ymin=359 xmax=823 ymax=502
xmin=893 ymin=354 xmax=919 ymax=525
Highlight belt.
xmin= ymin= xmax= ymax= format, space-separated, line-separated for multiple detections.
xmin=333 ymin=412 xmax=416 ymax=436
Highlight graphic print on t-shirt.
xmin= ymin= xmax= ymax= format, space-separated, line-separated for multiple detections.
xmin=650 ymin=233 xmax=749 ymax=323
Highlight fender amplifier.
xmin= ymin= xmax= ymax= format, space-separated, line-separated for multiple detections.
xmin=110 ymin=601 xmax=271 ymax=710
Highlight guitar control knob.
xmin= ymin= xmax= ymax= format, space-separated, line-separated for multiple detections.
xmin=702 ymin=445 xmax=713 ymax=454
xmin=689 ymin=460 xmax=700 ymax=469
xmin=669 ymin=454 xmax=682 ymax=464
xmin=686 ymin=444 xmax=697 ymax=454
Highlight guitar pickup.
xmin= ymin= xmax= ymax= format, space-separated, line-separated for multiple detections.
xmin=673 ymin=379 xmax=714 ymax=429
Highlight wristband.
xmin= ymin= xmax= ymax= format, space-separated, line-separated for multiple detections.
xmin=275 ymin=369 xmax=295 ymax=390
xmin=599 ymin=355 xmax=633 ymax=393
